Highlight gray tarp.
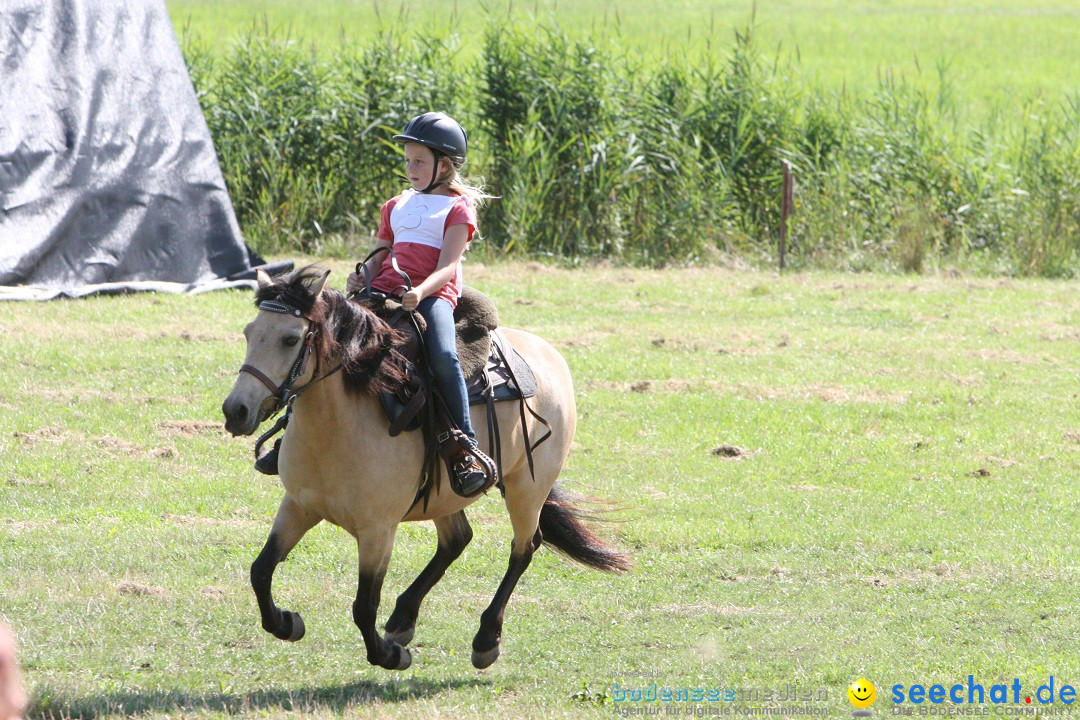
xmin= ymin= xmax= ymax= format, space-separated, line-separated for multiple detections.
xmin=0 ymin=0 xmax=276 ymax=300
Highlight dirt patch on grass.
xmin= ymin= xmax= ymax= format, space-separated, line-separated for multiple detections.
xmin=1038 ymin=323 xmax=1080 ymax=343
xmin=712 ymin=444 xmax=753 ymax=459
xmin=97 ymin=436 xmax=143 ymax=455
xmin=1064 ymin=431 xmax=1080 ymax=444
xmin=13 ymin=426 xmax=79 ymax=445
xmin=92 ymin=436 xmax=179 ymax=460
xmin=158 ymin=420 xmax=224 ymax=436
xmin=985 ymin=456 xmax=1018 ymax=467
xmin=662 ymin=379 xmax=725 ymax=393
xmin=4 ymin=478 xmax=50 ymax=488
xmin=808 ymin=385 xmax=910 ymax=404
xmin=117 ymin=580 xmax=168 ymax=599
xmin=651 ymin=333 xmax=773 ymax=356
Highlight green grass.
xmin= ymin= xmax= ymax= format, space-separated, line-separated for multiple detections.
xmin=3 ymin=263 xmax=1080 ymax=718
xmin=168 ymin=0 xmax=1080 ymax=118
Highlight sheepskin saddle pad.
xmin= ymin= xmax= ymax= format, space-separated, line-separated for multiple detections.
xmin=355 ymin=286 xmax=537 ymax=434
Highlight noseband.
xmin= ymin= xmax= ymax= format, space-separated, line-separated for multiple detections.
xmin=238 ymin=299 xmax=320 ymax=410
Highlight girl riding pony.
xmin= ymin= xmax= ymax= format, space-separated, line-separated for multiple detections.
xmin=256 ymin=112 xmax=496 ymax=498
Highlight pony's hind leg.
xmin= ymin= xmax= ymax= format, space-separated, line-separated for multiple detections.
xmin=470 ymin=473 xmax=548 ymax=669
xmin=352 ymin=525 xmax=412 ymax=671
xmin=251 ymin=495 xmax=320 ymax=642
xmin=385 ymin=510 xmax=473 ymax=646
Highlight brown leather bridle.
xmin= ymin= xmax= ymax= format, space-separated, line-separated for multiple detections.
xmin=238 ymin=299 xmax=321 ymax=411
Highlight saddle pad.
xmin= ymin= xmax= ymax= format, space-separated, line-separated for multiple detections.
xmin=357 ymin=285 xmax=497 ymax=381
xmin=466 ymin=329 xmax=538 ymax=406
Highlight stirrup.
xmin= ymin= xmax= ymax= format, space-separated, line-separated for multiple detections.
xmin=453 ymin=460 xmax=488 ymax=497
xmin=451 ymin=443 xmax=498 ymax=498
xmin=254 ymin=438 xmax=281 ymax=476
xmin=439 ymin=430 xmax=498 ymax=497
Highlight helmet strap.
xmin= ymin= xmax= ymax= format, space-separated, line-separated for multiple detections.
xmin=421 ymin=151 xmax=447 ymax=193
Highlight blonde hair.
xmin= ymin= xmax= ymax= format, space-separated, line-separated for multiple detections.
xmin=447 ymin=170 xmax=496 ymax=208
xmin=424 ymin=153 xmax=492 ymax=207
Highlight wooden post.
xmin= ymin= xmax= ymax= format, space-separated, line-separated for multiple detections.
xmin=779 ymin=160 xmax=794 ymax=271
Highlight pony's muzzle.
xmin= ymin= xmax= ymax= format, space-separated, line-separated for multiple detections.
xmin=222 ymin=388 xmax=280 ymax=436
xmin=222 ymin=395 xmax=254 ymax=436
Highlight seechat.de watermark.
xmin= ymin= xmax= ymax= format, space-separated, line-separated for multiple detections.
xmin=889 ymin=676 xmax=1076 ymax=715
xmin=605 ymin=675 xmax=1076 ymax=718
xmin=844 ymin=677 xmax=1076 ymax=717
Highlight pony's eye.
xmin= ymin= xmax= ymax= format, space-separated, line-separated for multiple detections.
xmin=283 ymin=335 xmax=300 ymax=347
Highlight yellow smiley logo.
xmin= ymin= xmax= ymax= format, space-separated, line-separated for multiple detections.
xmin=848 ymin=678 xmax=877 ymax=708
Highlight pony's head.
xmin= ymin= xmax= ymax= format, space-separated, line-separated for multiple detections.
xmin=221 ymin=265 xmax=407 ymax=437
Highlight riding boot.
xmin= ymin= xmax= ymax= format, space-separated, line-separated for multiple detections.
xmin=450 ymin=440 xmax=498 ymax=497
xmin=254 ymin=437 xmax=281 ymax=475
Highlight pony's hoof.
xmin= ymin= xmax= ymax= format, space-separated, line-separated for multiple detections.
xmin=471 ymin=644 xmax=500 ymax=669
xmin=286 ymin=612 xmax=305 ymax=642
xmin=395 ymin=645 xmax=412 ymax=670
xmin=384 ymin=626 xmax=415 ymax=647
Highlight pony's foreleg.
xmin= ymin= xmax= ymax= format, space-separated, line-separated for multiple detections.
xmin=470 ymin=522 xmax=543 ymax=670
xmin=352 ymin=526 xmax=411 ymax=671
xmin=251 ymin=495 xmax=320 ymax=642
xmin=385 ymin=511 xmax=473 ymax=646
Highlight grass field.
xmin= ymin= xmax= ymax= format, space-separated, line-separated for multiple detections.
xmin=168 ymin=0 xmax=1080 ymax=118
xmin=3 ymin=263 xmax=1079 ymax=718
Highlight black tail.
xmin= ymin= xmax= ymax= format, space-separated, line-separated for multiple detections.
xmin=538 ymin=485 xmax=632 ymax=573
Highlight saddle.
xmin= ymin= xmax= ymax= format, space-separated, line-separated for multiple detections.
xmin=354 ymin=286 xmax=548 ymax=509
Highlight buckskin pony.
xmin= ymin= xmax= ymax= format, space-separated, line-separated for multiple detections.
xmin=221 ymin=266 xmax=629 ymax=671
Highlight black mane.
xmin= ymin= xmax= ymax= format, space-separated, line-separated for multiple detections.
xmin=255 ymin=266 xmax=407 ymax=396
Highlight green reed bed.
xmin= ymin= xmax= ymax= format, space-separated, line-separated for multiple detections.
xmin=181 ymin=20 xmax=1080 ymax=276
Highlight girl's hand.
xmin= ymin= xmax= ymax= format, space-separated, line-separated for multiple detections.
xmin=345 ymin=272 xmax=364 ymax=294
xmin=401 ymin=288 xmax=422 ymax=312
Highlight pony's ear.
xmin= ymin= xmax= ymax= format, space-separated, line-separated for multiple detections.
xmin=256 ymin=269 xmax=273 ymax=289
xmin=307 ymin=267 xmax=331 ymax=297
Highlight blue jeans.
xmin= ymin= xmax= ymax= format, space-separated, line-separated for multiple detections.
xmin=417 ymin=296 xmax=475 ymax=441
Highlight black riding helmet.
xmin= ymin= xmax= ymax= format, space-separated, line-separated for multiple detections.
xmin=393 ymin=112 xmax=468 ymax=192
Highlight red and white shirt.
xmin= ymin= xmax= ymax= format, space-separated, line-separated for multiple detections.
xmin=370 ymin=189 xmax=477 ymax=308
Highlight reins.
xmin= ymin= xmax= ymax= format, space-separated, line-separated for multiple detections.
xmin=355 ymin=246 xmax=414 ymax=303
xmin=353 ymin=248 xmax=447 ymax=508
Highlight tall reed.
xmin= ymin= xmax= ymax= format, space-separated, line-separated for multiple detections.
xmin=184 ymin=23 xmax=1079 ymax=277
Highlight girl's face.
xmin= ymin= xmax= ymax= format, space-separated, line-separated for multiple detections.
xmin=403 ymin=143 xmax=450 ymax=192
